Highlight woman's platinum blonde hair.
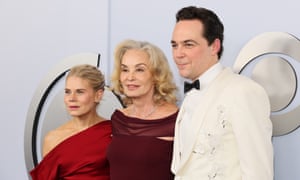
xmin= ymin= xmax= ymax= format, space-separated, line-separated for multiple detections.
xmin=67 ymin=64 xmax=105 ymax=91
xmin=111 ymin=39 xmax=177 ymax=106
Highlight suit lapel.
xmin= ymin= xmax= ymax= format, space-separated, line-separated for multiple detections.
xmin=174 ymin=68 xmax=234 ymax=172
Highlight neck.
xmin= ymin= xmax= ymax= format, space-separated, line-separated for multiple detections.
xmin=72 ymin=113 xmax=103 ymax=129
xmin=131 ymin=103 xmax=157 ymax=119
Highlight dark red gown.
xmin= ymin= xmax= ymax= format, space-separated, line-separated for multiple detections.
xmin=30 ymin=121 xmax=112 ymax=180
xmin=107 ymin=110 xmax=178 ymax=180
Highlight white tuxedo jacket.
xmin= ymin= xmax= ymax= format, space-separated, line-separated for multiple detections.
xmin=172 ymin=68 xmax=273 ymax=180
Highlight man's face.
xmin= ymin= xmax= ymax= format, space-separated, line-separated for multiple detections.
xmin=171 ymin=19 xmax=219 ymax=81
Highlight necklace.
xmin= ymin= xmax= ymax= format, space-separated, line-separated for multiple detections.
xmin=132 ymin=105 xmax=157 ymax=118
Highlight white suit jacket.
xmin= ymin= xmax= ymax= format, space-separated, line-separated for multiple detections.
xmin=172 ymin=68 xmax=273 ymax=180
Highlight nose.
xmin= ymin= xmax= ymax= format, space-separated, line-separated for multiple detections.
xmin=68 ymin=92 xmax=77 ymax=101
xmin=127 ymin=71 xmax=135 ymax=81
xmin=173 ymin=45 xmax=185 ymax=59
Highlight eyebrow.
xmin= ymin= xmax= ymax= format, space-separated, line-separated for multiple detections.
xmin=64 ymin=88 xmax=86 ymax=91
xmin=170 ymin=39 xmax=200 ymax=45
xmin=121 ymin=63 xmax=148 ymax=67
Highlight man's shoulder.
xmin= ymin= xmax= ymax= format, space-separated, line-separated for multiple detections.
xmin=222 ymin=68 xmax=260 ymax=85
xmin=220 ymin=68 xmax=267 ymax=94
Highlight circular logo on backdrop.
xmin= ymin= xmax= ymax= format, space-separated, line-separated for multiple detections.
xmin=233 ymin=32 xmax=300 ymax=136
xmin=24 ymin=53 xmax=124 ymax=175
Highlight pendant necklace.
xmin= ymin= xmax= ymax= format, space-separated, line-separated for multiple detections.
xmin=132 ymin=105 xmax=157 ymax=118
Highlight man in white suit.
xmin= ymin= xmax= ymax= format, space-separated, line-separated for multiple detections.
xmin=170 ymin=6 xmax=273 ymax=180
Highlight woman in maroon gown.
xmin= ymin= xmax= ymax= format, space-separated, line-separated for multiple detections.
xmin=107 ymin=39 xmax=179 ymax=180
xmin=30 ymin=64 xmax=111 ymax=180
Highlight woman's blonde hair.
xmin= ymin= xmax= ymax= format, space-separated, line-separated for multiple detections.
xmin=67 ymin=64 xmax=105 ymax=91
xmin=111 ymin=39 xmax=177 ymax=106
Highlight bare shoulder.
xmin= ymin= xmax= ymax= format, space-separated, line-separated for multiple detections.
xmin=118 ymin=107 xmax=130 ymax=116
xmin=160 ymin=102 xmax=178 ymax=111
xmin=42 ymin=121 xmax=75 ymax=157
xmin=157 ymin=102 xmax=178 ymax=117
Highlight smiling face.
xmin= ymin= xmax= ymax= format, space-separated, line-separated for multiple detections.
xmin=120 ymin=49 xmax=155 ymax=101
xmin=171 ymin=19 xmax=220 ymax=81
xmin=64 ymin=76 xmax=102 ymax=118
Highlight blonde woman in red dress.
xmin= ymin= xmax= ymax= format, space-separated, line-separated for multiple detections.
xmin=30 ymin=64 xmax=111 ymax=180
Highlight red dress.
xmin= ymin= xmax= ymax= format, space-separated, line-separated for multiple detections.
xmin=107 ymin=110 xmax=178 ymax=180
xmin=30 ymin=121 xmax=112 ymax=180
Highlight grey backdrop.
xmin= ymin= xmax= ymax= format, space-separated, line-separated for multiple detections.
xmin=1 ymin=0 xmax=299 ymax=179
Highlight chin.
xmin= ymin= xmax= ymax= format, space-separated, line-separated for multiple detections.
xmin=126 ymin=94 xmax=138 ymax=98
xmin=69 ymin=112 xmax=83 ymax=117
xmin=179 ymin=72 xmax=190 ymax=79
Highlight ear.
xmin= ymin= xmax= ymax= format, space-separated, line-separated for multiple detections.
xmin=211 ymin=38 xmax=221 ymax=55
xmin=95 ymin=89 xmax=104 ymax=103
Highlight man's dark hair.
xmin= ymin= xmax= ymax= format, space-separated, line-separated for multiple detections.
xmin=176 ymin=6 xmax=224 ymax=59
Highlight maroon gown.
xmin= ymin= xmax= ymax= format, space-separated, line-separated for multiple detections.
xmin=107 ymin=110 xmax=178 ymax=180
xmin=30 ymin=121 xmax=112 ymax=180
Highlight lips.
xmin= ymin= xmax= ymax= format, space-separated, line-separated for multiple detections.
xmin=68 ymin=106 xmax=79 ymax=110
xmin=126 ymin=84 xmax=139 ymax=90
xmin=176 ymin=61 xmax=188 ymax=70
